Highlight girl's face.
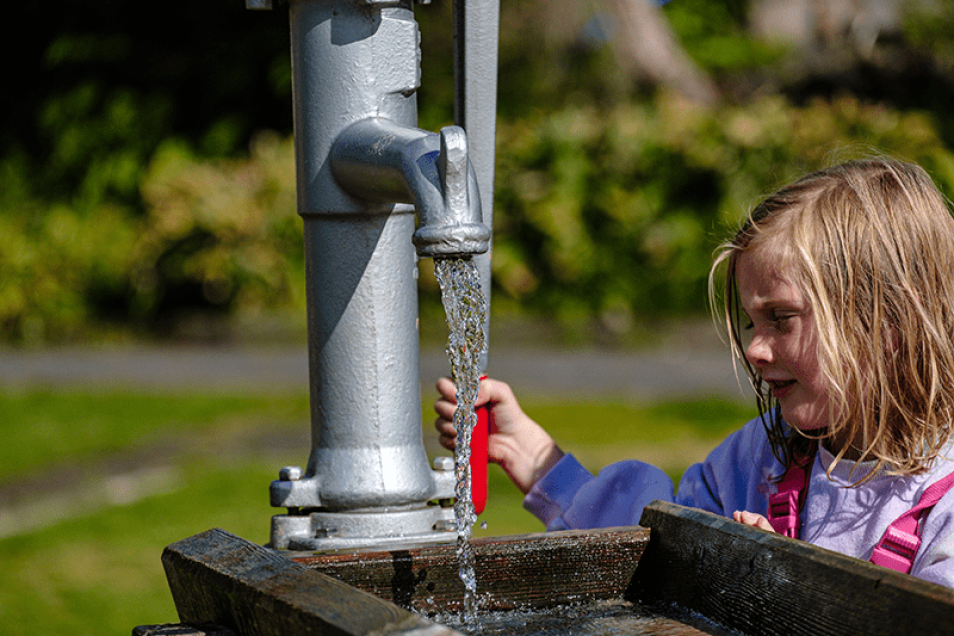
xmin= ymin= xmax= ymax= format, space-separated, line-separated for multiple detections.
xmin=736 ymin=247 xmax=830 ymax=433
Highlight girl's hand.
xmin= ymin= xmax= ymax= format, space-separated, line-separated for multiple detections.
xmin=433 ymin=376 xmax=564 ymax=495
xmin=732 ymin=510 xmax=776 ymax=533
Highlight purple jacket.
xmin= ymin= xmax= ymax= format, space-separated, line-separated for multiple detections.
xmin=524 ymin=416 xmax=954 ymax=587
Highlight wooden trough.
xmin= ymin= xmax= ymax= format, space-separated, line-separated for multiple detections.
xmin=146 ymin=501 xmax=954 ymax=636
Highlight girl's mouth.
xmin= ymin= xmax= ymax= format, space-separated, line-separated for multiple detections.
xmin=768 ymin=379 xmax=795 ymax=397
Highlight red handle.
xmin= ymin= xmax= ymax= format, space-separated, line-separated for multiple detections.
xmin=471 ymin=378 xmax=489 ymax=515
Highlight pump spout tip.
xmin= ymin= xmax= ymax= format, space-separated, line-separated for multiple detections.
xmin=330 ymin=119 xmax=491 ymax=258
xmin=413 ymin=222 xmax=491 ymax=258
xmin=413 ymin=125 xmax=490 ymax=257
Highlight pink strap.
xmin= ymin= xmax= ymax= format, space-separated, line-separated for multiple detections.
xmin=767 ymin=453 xmax=812 ymax=538
xmin=765 ymin=450 xmax=954 ymax=574
xmin=870 ymin=469 xmax=954 ymax=574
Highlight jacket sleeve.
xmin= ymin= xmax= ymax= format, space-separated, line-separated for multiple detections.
xmin=523 ymin=419 xmax=771 ymax=531
xmin=673 ymin=420 xmax=771 ymax=517
xmin=523 ymin=454 xmax=675 ymax=530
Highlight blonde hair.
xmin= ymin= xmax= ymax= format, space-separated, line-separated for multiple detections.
xmin=710 ymin=158 xmax=954 ymax=479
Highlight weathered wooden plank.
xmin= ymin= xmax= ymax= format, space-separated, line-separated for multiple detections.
xmin=632 ymin=501 xmax=954 ymax=636
xmin=433 ymin=597 xmax=738 ymax=636
xmin=132 ymin=624 xmax=236 ymax=636
xmin=162 ymin=528 xmax=462 ymax=636
xmin=293 ymin=526 xmax=650 ymax=614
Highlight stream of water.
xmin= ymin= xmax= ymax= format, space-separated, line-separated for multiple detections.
xmin=435 ymin=256 xmax=487 ymax=624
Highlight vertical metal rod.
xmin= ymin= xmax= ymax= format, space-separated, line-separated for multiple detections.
xmin=454 ymin=0 xmax=500 ymax=374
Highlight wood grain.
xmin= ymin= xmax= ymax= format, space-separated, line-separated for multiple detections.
xmin=294 ymin=527 xmax=650 ymax=614
xmin=162 ymin=528 xmax=461 ymax=636
xmin=633 ymin=501 xmax=954 ymax=636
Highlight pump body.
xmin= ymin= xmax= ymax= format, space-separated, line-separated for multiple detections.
xmin=251 ymin=0 xmax=495 ymax=551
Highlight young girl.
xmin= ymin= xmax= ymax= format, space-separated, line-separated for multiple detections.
xmin=434 ymin=158 xmax=954 ymax=588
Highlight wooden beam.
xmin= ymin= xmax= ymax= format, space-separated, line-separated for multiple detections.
xmin=133 ymin=624 xmax=236 ymax=636
xmin=294 ymin=526 xmax=650 ymax=614
xmin=161 ymin=528 xmax=461 ymax=636
xmin=632 ymin=501 xmax=954 ymax=636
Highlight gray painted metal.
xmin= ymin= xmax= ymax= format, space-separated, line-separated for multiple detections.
xmin=454 ymin=0 xmax=499 ymax=373
xmin=331 ymin=119 xmax=490 ymax=257
xmin=252 ymin=0 xmax=494 ymax=550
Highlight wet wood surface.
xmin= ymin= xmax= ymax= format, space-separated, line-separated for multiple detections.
xmin=133 ymin=624 xmax=236 ymax=636
xmin=160 ymin=502 xmax=954 ymax=635
xmin=633 ymin=501 xmax=954 ymax=636
xmin=293 ymin=526 xmax=650 ymax=614
xmin=433 ymin=598 xmax=739 ymax=636
xmin=161 ymin=525 xmax=727 ymax=635
xmin=162 ymin=528 xmax=461 ymax=636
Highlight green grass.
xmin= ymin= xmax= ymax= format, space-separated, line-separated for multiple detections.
xmin=0 ymin=388 xmax=752 ymax=636
xmin=0 ymin=389 xmax=309 ymax=481
xmin=0 ymin=461 xmax=277 ymax=635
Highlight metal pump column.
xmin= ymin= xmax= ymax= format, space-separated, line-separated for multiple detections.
xmin=249 ymin=0 xmax=493 ymax=551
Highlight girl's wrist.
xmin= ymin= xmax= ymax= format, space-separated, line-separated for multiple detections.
xmin=536 ymin=443 xmax=564 ymax=482
xmin=525 ymin=442 xmax=564 ymax=494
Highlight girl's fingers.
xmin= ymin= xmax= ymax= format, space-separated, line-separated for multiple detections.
xmin=733 ymin=510 xmax=775 ymax=533
xmin=436 ymin=376 xmax=496 ymax=409
xmin=434 ymin=398 xmax=457 ymax=421
xmin=435 ymin=377 xmax=457 ymax=402
xmin=438 ymin=433 xmax=456 ymax=451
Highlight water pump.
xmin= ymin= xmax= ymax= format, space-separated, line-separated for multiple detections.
xmin=247 ymin=0 xmax=498 ymax=551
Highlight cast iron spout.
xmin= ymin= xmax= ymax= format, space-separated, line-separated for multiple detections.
xmin=330 ymin=118 xmax=491 ymax=258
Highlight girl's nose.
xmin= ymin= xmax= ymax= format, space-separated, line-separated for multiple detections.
xmin=745 ymin=332 xmax=774 ymax=367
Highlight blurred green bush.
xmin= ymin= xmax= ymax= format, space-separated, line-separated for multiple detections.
xmin=5 ymin=92 xmax=954 ymax=344
xmin=0 ymin=133 xmax=305 ymax=343
xmin=490 ymin=92 xmax=954 ymax=335
xmin=133 ymin=133 xmax=305 ymax=331
xmin=4 ymin=0 xmax=954 ymax=344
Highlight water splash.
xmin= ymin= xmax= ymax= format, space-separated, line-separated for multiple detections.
xmin=435 ymin=256 xmax=487 ymax=623
xmin=435 ymin=599 xmax=661 ymax=636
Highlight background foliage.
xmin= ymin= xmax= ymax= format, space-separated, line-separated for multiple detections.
xmin=4 ymin=0 xmax=954 ymax=344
